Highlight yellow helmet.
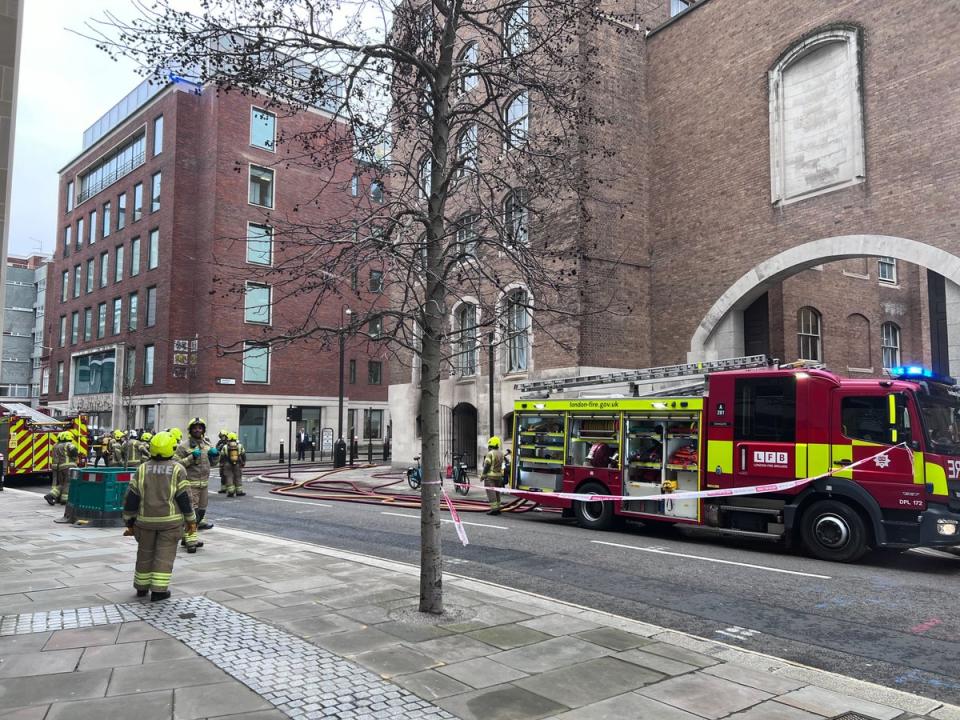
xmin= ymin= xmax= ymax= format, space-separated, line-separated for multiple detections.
xmin=488 ymin=436 xmax=501 ymax=448
xmin=219 ymin=429 xmax=228 ymax=438
xmin=58 ymin=431 xmax=73 ymax=442
xmin=188 ymin=417 xmax=206 ymax=433
xmin=113 ymin=429 xmax=124 ymax=439
xmin=228 ymin=432 xmax=238 ymax=441
xmin=166 ymin=427 xmax=183 ymax=444
xmin=149 ymin=431 xmax=177 ymax=459
xmin=140 ymin=431 xmax=153 ymax=442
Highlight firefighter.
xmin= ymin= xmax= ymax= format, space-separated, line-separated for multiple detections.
xmin=122 ymin=431 xmax=195 ymax=601
xmin=44 ymin=431 xmax=78 ymax=506
xmin=482 ymin=436 xmax=506 ymax=516
xmin=102 ymin=431 xmax=116 ymax=467
xmin=221 ymin=431 xmax=246 ymax=497
xmin=122 ymin=431 xmax=141 ymax=469
xmin=216 ymin=429 xmax=229 ymax=493
xmin=175 ymin=417 xmax=218 ymax=549
xmin=110 ymin=430 xmax=124 ymax=466
xmin=93 ymin=432 xmax=106 ymax=467
xmin=137 ymin=431 xmax=153 ymax=464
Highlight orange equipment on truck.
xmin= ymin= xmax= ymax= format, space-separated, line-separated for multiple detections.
xmin=0 ymin=404 xmax=89 ymax=480
xmin=512 ymin=356 xmax=960 ymax=563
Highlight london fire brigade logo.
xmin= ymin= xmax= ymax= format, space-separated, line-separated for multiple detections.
xmin=874 ymin=454 xmax=891 ymax=469
xmin=753 ymin=451 xmax=789 ymax=467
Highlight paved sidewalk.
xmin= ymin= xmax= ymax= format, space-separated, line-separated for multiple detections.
xmin=1 ymin=488 xmax=958 ymax=720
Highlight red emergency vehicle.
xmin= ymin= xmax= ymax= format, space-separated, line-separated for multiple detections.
xmin=511 ymin=357 xmax=960 ymax=562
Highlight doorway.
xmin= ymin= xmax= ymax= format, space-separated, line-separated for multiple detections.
xmin=452 ymin=403 xmax=478 ymax=468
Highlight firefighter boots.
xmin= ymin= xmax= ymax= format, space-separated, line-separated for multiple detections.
xmin=136 ymin=589 xmax=149 ymax=597
xmin=44 ymin=493 xmax=56 ymax=506
xmin=151 ymin=590 xmax=171 ymax=602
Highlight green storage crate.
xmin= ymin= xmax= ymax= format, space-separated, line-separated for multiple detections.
xmin=67 ymin=467 xmax=134 ymax=527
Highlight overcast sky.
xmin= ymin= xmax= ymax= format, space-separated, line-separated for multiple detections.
xmin=8 ymin=0 xmax=177 ymax=257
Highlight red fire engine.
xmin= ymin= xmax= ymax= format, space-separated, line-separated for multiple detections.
xmin=510 ymin=356 xmax=960 ymax=562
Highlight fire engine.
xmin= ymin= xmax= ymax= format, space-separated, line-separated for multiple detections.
xmin=510 ymin=356 xmax=960 ymax=562
xmin=0 ymin=404 xmax=89 ymax=482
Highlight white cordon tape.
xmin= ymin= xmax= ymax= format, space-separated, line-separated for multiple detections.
xmin=483 ymin=442 xmax=913 ymax=504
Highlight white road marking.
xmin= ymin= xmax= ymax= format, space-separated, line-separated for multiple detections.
xmin=253 ymin=496 xmax=332 ymax=508
xmin=381 ymin=511 xmax=508 ymax=530
xmin=591 ymin=540 xmax=832 ymax=579
xmin=716 ymin=626 xmax=762 ymax=641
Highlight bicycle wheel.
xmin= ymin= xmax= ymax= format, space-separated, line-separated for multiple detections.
xmin=407 ymin=469 xmax=421 ymax=490
xmin=454 ymin=471 xmax=470 ymax=496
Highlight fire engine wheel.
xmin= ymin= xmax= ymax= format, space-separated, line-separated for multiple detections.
xmin=574 ymin=482 xmax=615 ymax=531
xmin=800 ymin=499 xmax=869 ymax=563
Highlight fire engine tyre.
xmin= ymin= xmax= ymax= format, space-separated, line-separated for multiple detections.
xmin=800 ymin=499 xmax=869 ymax=563
xmin=574 ymin=482 xmax=615 ymax=531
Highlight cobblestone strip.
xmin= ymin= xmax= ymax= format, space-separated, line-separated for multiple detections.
xmin=127 ymin=596 xmax=456 ymax=720
xmin=0 ymin=604 xmax=138 ymax=635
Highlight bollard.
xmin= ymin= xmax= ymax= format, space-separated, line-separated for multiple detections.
xmin=279 ymin=440 xmax=285 ymax=464
xmin=334 ymin=438 xmax=346 ymax=468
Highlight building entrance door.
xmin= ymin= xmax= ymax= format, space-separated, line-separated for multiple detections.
xmin=452 ymin=403 xmax=478 ymax=469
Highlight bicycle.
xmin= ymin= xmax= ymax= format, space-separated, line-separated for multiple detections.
xmin=406 ymin=455 xmax=422 ymax=489
xmin=452 ymin=453 xmax=471 ymax=496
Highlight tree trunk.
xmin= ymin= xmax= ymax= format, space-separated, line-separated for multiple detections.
xmin=418 ymin=305 xmax=444 ymax=614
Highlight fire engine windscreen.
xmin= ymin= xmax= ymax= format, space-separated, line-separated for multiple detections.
xmin=916 ymin=383 xmax=960 ymax=454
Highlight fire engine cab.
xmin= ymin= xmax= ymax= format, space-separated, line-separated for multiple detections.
xmin=511 ymin=356 xmax=960 ymax=562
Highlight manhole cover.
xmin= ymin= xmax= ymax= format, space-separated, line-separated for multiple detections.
xmin=829 ymin=713 xmax=878 ymax=720
xmin=178 ymin=612 xmax=196 ymax=619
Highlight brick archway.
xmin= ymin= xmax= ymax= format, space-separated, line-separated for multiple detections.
xmin=688 ymin=235 xmax=960 ymax=364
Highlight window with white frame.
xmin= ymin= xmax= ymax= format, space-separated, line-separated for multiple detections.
xmin=86 ymin=259 xmax=94 ymax=293
xmin=117 ymin=192 xmax=127 ymax=229
xmin=249 ymin=166 xmax=275 ymax=208
xmin=61 ymin=271 xmax=68 ymax=302
xmin=457 ymin=42 xmax=479 ymax=94
xmin=505 ymin=92 xmax=529 ymax=148
xmin=97 ymin=302 xmax=107 ymax=339
xmin=65 ymin=181 xmax=74 ymax=213
xmin=504 ymin=2 xmax=529 ymax=57
xmin=128 ymin=292 xmax=138 ymax=331
xmin=455 ymin=303 xmax=477 ymax=376
xmin=56 ymin=362 xmax=63 ymax=393
xmin=112 ymin=298 xmax=122 ymax=335
xmin=456 ymin=214 xmax=479 ymax=257
xmin=878 ymin=256 xmax=897 ymax=284
xmin=504 ymin=189 xmax=529 ymax=245
xmin=247 ymin=223 xmax=273 ymax=265
xmin=505 ymin=290 xmax=530 ymax=372
xmin=881 ymin=322 xmax=901 ymax=368
xmin=251 ymin=107 xmax=276 ymax=151
xmin=115 ymin=245 xmax=124 ymax=283
xmin=83 ymin=307 xmax=92 ymax=341
xmin=103 ymin=201 xmax=111 ymax=237
xmin=100 ymin=251 xmax=109 ymax=287
xmin=244 ymin=283 xmax=271 ymax=324
xmin=456 ymin=124 xmax=477 ymax=179
xmin=130 ymin=236 xmax=141 ymax=276
xmin=243 ymin=343 xmax=270 ymax=383
xmin=59 ymin=315 xmax=66 ymax=347
xmin=148 ymin=229 xmax=159 ymax=269
xmin=70 ymin=312 xmax=79 ymax=344
xmin=133 ymin=182 xmax=143 ymax=221
xmin=798 ymin=306 xmax=822 ymax=361
xmin=150 ymin=172 xmax=161 ymax=212
xmin=89 ymin=209 xmax=97 ymax=245
xmin=143 ymin=345 xmax=155 ymax=385
xmin=73 ymin=266 xmax=81 ymax=298
xmin=153 ymin=115 xmax=163 ymax=155
xmin=418 ymin=155 xmax=432 ymax=200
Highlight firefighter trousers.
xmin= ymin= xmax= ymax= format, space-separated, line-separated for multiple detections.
xmin=133 ymin=524 xmax=180 ymax=592
xmin=50 ymin=468 xmax=71 ymax=502
xmin=483 ymin=475 xmax=505 ymax=509
xmin=183 ymin=485 xmax=208 ymax=548
xmin=224 ymin=464 xmax=243 ymax=495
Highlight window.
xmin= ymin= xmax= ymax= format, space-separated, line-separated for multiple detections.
xmin=150 ymin=172 xmax=161 ymax=212
xmin=249 ymin=165 xmax=274 ymax=208
xmin=243 ymin=343 xmax=270 ymax=383
xmin=370 ymin=180 xmax=384 ymax=204
xmin=244 ymin=283 xmax=271 ymax=324
xmin=878 ymin=257 xmax=897 ymax=284
xmin=100 ymin=251 xmax=109 ymax=287
xmin=76 ymin=216 xmax=84 ymax=249
xmin=769 ymin=28 xmax=864 ymax=204
xmin=369 ymin=270 xmax=383 ymax=293
xmin=251 ymin=108 xmax=276 ymax=150
xmin=83 ymin=307 xmax=92 ymax=341
xmin=61 ymin=271 xmax=69 ymax=302
xmin=247 ymin=223 xmax=272 ymax=265
xmin=363 ymin=409 xmax=383 ymax=440
xmin=841 ymin=396 xmax=898 ymax=444
xmin=124 ymin=347 xmax=136 ymax=386
xmin=456 ymin=213 xmax=479 ymax=257
xmin=89 ymin=209 xmax=97 ymax=245
xmin=504 ymin=2 xmax=529 ymax=57
xmin=131 ymin=236 xmax=141 ymax=276
xmin=457 ymin=42 xmax=479 ymax=94
xmin=456 ymin=124 xmax=477 ymax=179
xmin=73 ymin=350 xmax=116 ymax=395
xmin=65 ymin=181 xmax=74 ymax=212
xmin=59 ymin=315 xmax=67 ymax=347
xmin=455 ymin=303 xmax=477 ymax=375
xmin=64 ymin=226 xmax=72 ymax=255
xmin=148 ymin=229 xmax=159 ymax=269
xmin=128 ymin=292 xmax=138 ymax=331
xmin=239 ymin=405 xmax=267 ymax=453
xmin=153 ymin=115 xmax=163 ymax=156
xmin=117 ymin=192 xmax=127 ymax=230
xmin=350 ymin=175 xmax=360 ymax=196
xmin=349 ymin=359 xmax=357 ymax=384
xmin=112 ymin=298 xmax=122 ymax=335
xmin=369 ymin=317 xmax=382 ymax=338
xmin=798 ymin=307 xmax=822 ymax=361
xmin=97 ymin=302 xmax=107 ymax=338
xmin=102 ymin=201 xmax=111 ymax=237
xmin=114 ymin=245 xmax=124 ymax=283
xmin=882 ymin=322 xmax=901 ymax=369
xmin=56 ymin=362 xmax=64 ymax=393
xmin=86 ymin=259 xmax=94 ymax=293
xmin=418 ymin=155 xmax=432 ymax=200
xmin=503 ymin=189 xmax=530 ymax=246
xmin=368 ymin=360 xmax=382 ymax=385
xmin=146 ymin=286 xmax=157 ymax=327
xmin=78 ymin=132 xmax=145 ymax=203
xmin=505 ymin=289 xmax=530 ymax=372
xmin=73 ymin=265 xmax=81 ymax=298
xmin=505 ymin=92 xmax=529 ymax=147
xmin=133 ymin=182 xmax=143 ymax=221
xmin=735 ymin=376 xmax=796 ymax=442
xmin=670 ymin=0 xmax=691 ymax=16
xmin=143 ymin=345 xmax=155 ymax=385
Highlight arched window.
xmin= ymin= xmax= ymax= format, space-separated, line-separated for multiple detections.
xmin=456 ymin=124 xmax=477 ymax=179
xmin=845 ymin=314 xmax=870 ymax=369
xmin=797 ymin=307 xmax=822 ymax=361
xmin=505 ymin=289 xmax=530 ymax=372
xmin=457 ymin=42 xmax=479 ymax=94
xmin=418 ymin=155 xmax=432 ymax=200
xmin=881 ymin=322 xmax=901 ymax=369
xmin=504 ymin=189 xmax=529 ymax=245
xmin=454 ymin=303 xmax=478 ymax=376
xmin=455 ymin=213 xmax=479 ymax=257
xmin=769 ymin=27 xmax=864 ymax=204
xmin=504 ymin=2 xmax=529 ymax=57
xmin=505 ymin=92 xmax=529 ymax=148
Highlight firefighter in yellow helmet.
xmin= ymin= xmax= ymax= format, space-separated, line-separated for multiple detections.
xmin=175 ymin=417 xmax=218 ymax=550
xmin=220 ymin=431 xmax=247 ymax=497
xmin=138 ymin=431 xmax=154 ymax=464
xmin=482 ymin=436 xmax=506 ymax=516
xmin=110 ymin=429 xmax=124 ymax=467
xmin=122 ymin=430 xmax=142 ymax=469
xmin=122 ymin=431 xmax=195 ymax=601
xmin=216 ymin=430 xmax=229 ymax=493
xmin=44 ymin=431 xmax=78 ymax=506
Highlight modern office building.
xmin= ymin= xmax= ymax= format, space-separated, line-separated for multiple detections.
xmin=0 ymin=253 xmax=48 ymax=405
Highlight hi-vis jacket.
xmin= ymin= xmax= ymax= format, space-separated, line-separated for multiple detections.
xmin=176 ymin=437 xmax=213 ymax=488
xmin=51 ymin=440 xmax=79 ymax=471
xmin=122 ymin=458 xmax=195 ymax=529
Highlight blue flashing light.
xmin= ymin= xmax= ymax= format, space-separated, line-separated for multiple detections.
xmin=890 ymin=365 xmax=956 ymax=385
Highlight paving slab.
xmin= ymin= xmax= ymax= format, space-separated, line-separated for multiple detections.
xmin=0 ymin=668 xmax=111 ymax=710
xmin=249 ymin=602 xmax=328 ymax=623
xmin=637 ymin=673 xmax=773 ymax=719
xmin=574 ymin=626 xmax=656 ymax=652
xmin=436 ymin=656 xmax=530 ymax=689
xmin=391 ymin=669 xmax=475 ymax=700
xmin=45 ymin=688 xmax=173 ymax=720
xmin=310 ymin=626 xmax=403 ymax=656
xmin=78 ymin=641 xmax=146 ymax=670
xmin=375 ymin=619 xmax=454 ymax=643
xmin=173 ymin=682 xmax=274 ymax=720
xmin=271 ymin=613 xmax=364 ymax=639
xmin=515 ymin=656 xmax=664 ymax=709
xmin=43 ymin=624 xmax=120 ymax=650
xmin=465 ymin=623 xmax=553 ymax=650
xmin=221 ymin=598 xmax=278 ymax=614
xmin=776 ymin=686 xmax=903 ymax=720
xmin=201 ymin=711 xmax=288 ymax=720
xmin=726 ymin=700 xmax=823 ymax=720
xmin=107 ymin=656 xmax=232 ymax=695
xmin=0 ymin=705 xmax=51 ymax=719
xmin=550 ymin=691 xmax=702 ymax=720
xmin=436 ymin=684 xmax=569 ymax=720
xmin=334 ymin=603 xmax=394 ymax=624
xmin=409 ymin=633 xmax=502 ymax=664
xmin=519 ymin=613 xmax=602 ymax=637
xmin=492 ymin=636 xmax=612 ymax=674
xmin=0 ymin=648 xmax=83 ymax=678
xmin=116 ymin=621 xmax=168 ymax=643
xmin=352 ymin=645 xmax=441 ymax=677
xmin=703 ymin=662 xmax=806 ymax=694
xmin=615 ymin=648 xmax=698 ymax=676
xmin=143 ymin=638 xmax=199 ymax=662
xmin=642 ymin=641 xmax=720 ymax=668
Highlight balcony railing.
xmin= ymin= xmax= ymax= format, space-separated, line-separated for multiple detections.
xmin=77 ymin=152 xmax=146 ymax=204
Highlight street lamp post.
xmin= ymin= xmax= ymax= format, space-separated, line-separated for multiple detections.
xmin=335 ymin=306 xmax=352 ymax=468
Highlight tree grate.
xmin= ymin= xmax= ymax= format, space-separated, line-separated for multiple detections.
xmin=829 ymin=714 xmax=879 ymax=720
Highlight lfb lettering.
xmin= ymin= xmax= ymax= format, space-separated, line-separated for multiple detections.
xmin=753 ymin=451 xmax=788 ymax=465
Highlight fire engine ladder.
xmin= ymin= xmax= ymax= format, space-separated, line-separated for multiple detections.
xmin=513 ymin=355 xmax=774 ymax=395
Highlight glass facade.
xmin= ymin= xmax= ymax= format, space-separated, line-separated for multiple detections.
xmin=239 ymin=405 xmax=267 ymax=453
xmin=73 ymin=350 xmax=116 ymax=395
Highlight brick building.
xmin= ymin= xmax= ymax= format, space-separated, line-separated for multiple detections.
xmin=43 ymin=78 xmax=389 ymax=455
xmin=388 ymin=0 xmax=956 ymax=464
